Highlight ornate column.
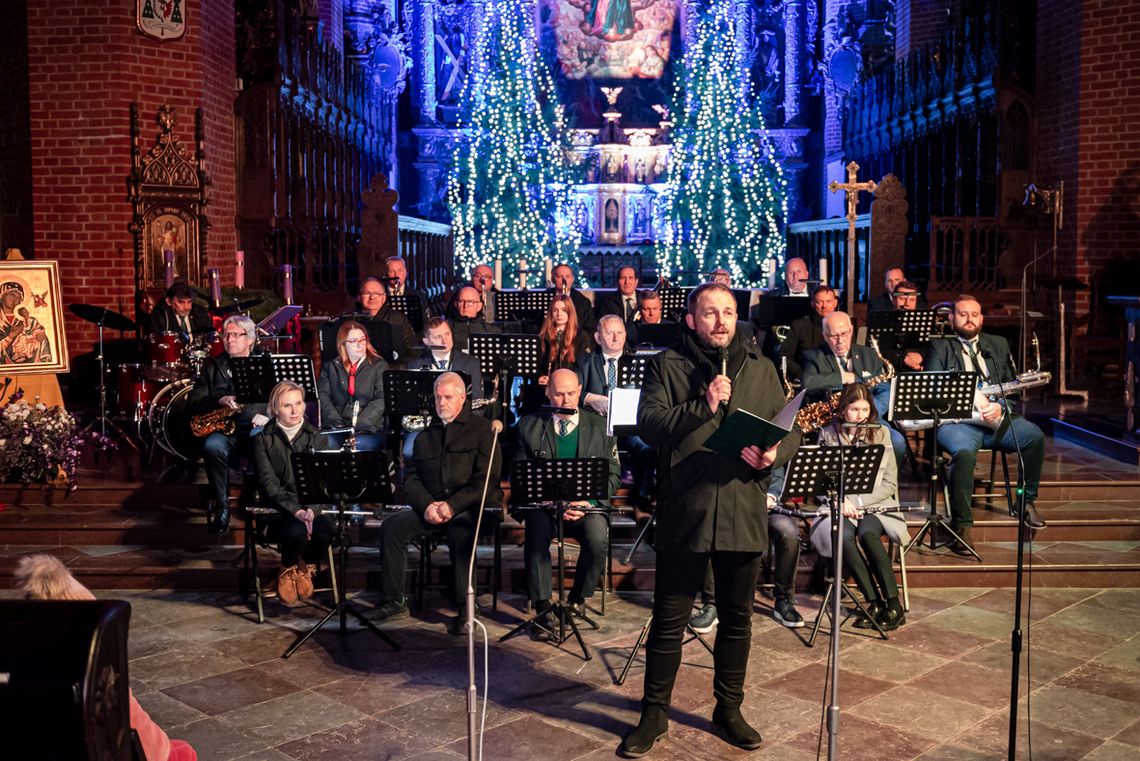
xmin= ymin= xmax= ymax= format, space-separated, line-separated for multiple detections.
xmin=412 ymin=0 xmax=438 ymax=125
xmin=784 ymin=0 xmax=804 ymax=124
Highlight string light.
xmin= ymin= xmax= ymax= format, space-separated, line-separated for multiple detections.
xmin=656 ymin=0 xmax=787 ymax=286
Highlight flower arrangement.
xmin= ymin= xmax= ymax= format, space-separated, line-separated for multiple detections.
xmin=0 ymin=391 xmax=84 ymax=489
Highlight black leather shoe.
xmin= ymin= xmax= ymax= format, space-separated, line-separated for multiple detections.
xmin=853 ymin=600 xmax=884 ymax=629
xmin=209 ymin=501 xmax=231 ymax=536
xmin=711 ymin=704 xmax=762 ymax=750
xmin=877 ymin=598 xmax=906 ymax=631
xmin=1023 ymin=502 xmax=1046 ymax=530
xmin=619 ymin=706 xmax=668 ymax=758
xmin=529 ymin=610 xmax=556 ymax=642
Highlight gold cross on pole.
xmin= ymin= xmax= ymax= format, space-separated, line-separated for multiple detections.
xmin=828 ymin=161 xmax=877 ymax=315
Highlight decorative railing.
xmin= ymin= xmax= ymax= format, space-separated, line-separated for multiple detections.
xmin=928 ymin=216 xmax=1005 ymax=293
xmin=398 ymin=216 xmax=453 ymax=301
xmin=786 ymin=214 xmax=872 ymax=303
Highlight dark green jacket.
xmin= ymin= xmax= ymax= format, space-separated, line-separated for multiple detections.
xmin=512 ymin=410 xmax=621 ymax=508
xmin=253 ymin=419 xmax=328 ymax=515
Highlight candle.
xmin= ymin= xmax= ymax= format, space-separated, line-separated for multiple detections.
xmin=282 ymin=264 xmax=294 ymax=305
xmin=818 ymin=257 xmax=828 ymax=287
xmin=235 ymin=250 xmax=245 ymax=289
xmin=493 ymin=258 xmax=502 ymax=290
xmin=163 ymin=250 xmax=175 ymax=288
xmin=544 ymin=258 xmax=552 ymax=287
xmin=207 ymin=268 xmax=221 ymax=306
xmin=518 ymin=258 xmax=528 ymax=290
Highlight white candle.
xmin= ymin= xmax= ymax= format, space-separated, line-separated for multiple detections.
xmin=282 ymin=264 xmax=294 ymax=305
xmin=818 ymin=257 xmax=828 ymax=287
xmin=518 ymin=258 xmax=528 ymax=290
xmin=163 ymin=250 xmax=175 ymax=288
xmin=493 ymin=258 xmax=502 ymax=290
xmin=544 ymin=258 xmax=552 ymax=287
xmin=207 ymin=268 xmax=222 ymax=306
xmin=235 ymin=250 xmax=245 ymax=289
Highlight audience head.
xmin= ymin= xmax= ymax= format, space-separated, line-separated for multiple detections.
xmin=15 ymin=553 xmax=95 ymax=601
xmin=455 ymin=286 xmax=483 ymax=319
xmin=423 ymin=317 xmax=454 ymax=353
xmin=811 ymin=285 xmax=839 ymax=318
xmin=433 ymin=371 xmax=467 ymax=424
xmin=685 ymin=283 xmax=736 ymax=349
xmin=359 ymin=277 xmax=387 ymax=316
xmin=336 ymin=320 xmax=378 ymax=366
xmin=638 ymin=291 xmax=663 ymax=324
xmin=892 ymin=280 xmax=919 ymax=311
xmin=165 ymin=281 xmax=195 ymax=317
xmin=546 ymin=368 xmax=582 ymax=410
xmin=784 ymin=258 xmax=809 ymax=293
xmin=595 ymin=314 xmax=627 ymax=355
xmin=616 ymin=266 xmax=638 ymax=296
xmin=222 ymin=315 xmax=256 ymax=358
xmin=268 ymin=380 xmax=307 ymax=427
xmin=951 ymin=294 xmax=984 ymax=339
xmin=822 ymin=311 xmax=853 ymax=357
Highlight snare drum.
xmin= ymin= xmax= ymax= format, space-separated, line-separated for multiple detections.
xmin=111 ymin=364 xmax=157 ymax=422
xmin=147 ymin=379 xmax=197 ymax=461
xmin=147 ymin=331 xmax=186 ymax=367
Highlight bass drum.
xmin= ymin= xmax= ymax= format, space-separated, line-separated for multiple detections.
xmin=147 ymin=379 xmax=198 ymax=461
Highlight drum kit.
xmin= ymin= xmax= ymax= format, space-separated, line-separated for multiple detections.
xmin=71 ymin=298 xmax=262 ymax=461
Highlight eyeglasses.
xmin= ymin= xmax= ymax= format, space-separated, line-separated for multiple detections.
xmin=825 ymin=330 xmax=853 ymax=340
xmin=893 ymin=293 xmax=918 ymax=300
xmin=457 ymin=299 xmax=481 ymax=306
xmin=222 ymin=332 xmax=247 ymax=339
xmin=359 ymin=291 xmax=384 ymax=298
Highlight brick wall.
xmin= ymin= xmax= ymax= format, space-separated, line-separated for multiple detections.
xmin=25 ymin=0 xmax=237 ymax=359
xmin=895 ymin=0 xmax=951 ymax=60
xmin=0 ymin=1 xmax=33 ymax=257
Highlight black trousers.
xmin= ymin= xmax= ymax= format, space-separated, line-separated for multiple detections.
xmin=378 ymin=508 xmax=485 ymax=607
xmin=265 ymin=513 xmax=334 ymax=567
xmin=643 ymin=549 xmax=765 ymax=711
xmin=522 ymin=510 xmax=608 ymax=606
xmin=699 ymin=513 xmax=800 ymax=604
xmin=839 ymin=515 xmax=898 ymax=603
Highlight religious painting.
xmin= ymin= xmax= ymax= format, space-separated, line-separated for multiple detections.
xmin=548 ymin=0 xmax=678 ymax=79
xmin=626 ymin=192 xmax=652 ymax=243
xmin=0 ymin=260 xmax=69 ymax=375
xmin=141 ymin=206 xmax=200 ymax=290
xmin=601 ymin=196 xmax=623 ymax=243
xmin=137 ymin=0 xmax=187 ymax=42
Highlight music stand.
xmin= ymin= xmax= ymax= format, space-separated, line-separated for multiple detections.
xmin=655 ymin=288 xmax=688 ymax=321
xmin=387 ymin=294 xmax=425 ymax=334
xmin=781 ymin=442 xmax=884 ymax=761
xmin=284 ymin=449 xmax=399 ymax=657
xmin=890 ymin=371 xmax=982 ymax=559
xmin=230 ymin=354 xmax=318 ymax=404
xmin=495 ymin=289 xmax=554 ymax=322
xmin=754 ymin=295 xmax=813 ymax=328
xmin=630 ymin=322 xmax=680 ymax=349
xmin=617 ymin=353 xmax=656 ymax=388
xmin=498 ymin=457 xmax=612 ymax=660
xmin=382 ymin=369 xmax=472 ymax=427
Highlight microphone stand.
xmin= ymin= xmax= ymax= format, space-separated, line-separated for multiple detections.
xmin=465 ymin=424 xmax=501 ymax=761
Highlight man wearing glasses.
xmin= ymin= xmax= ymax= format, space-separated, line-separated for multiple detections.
xmin=892 ymin=279 xmax=927 ymax=371
xmin=448 ymin=285 xmax=501 ymax=353
xmin=869 ymin=268 xmax=929 ymax=312
xmin=357 ymin=276 xmax=416 ymax=362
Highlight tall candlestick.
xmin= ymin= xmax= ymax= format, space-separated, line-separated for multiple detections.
xmin=282 ymin=264 xmax=294 ymax=305
xmin=493 ymin=258 xmax=502 ymax=290
xmin=163 ymin=250 xmax=175 ymax=288
xmin=207 ymin=268 xmax=222 ymax=306
xmin=235 ymin=250 xmax=245 ymax=289
xmin=544 ymin=258 xmax=552 ymax=287
xmin=518 ymin=258 xmax=528 ymax=290
xmin=819 ymin=257 xmax=829 ymax=287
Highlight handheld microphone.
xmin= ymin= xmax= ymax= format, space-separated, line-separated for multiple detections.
xmin=717 ymin=347 xmax=729 ymax=411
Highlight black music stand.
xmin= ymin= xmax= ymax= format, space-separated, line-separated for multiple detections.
xmin=617 ymin=353 xmax=656 ymax=388
xmin=655 ymin=288 xmax=689 ymax=321
xmin=468 ymin=333 xmax=543 ymax=379
xmin=754 ymin=295 xmax=813 ymax=328
xmin=230 ymin=354 xmax=318 ymax=404
xmin=499 ymin=457 xmax=612 ymax=660
xmin=284 ymin=449 xmax=399 ymax=658
xmin=891 ymin=371 xmax=982 ymax=559
xmin=387 ymin=294 xmax=426 ymax=334
xmin=383 ymin=369 xmax=472 ymax=421
xmin=866 ymin=310 xmax=937 ymax=366
xmin=319 ymin=315 xmax=395 ymax=363
xmin=630 ymin=323 xmax=680 ymax=349
xmin=781 ymin=442 xmax=884 ymax=761
xmin=495 ymin=289 xmax=554 ymax=322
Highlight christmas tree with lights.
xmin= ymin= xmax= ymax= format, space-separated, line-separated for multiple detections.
xmin=447 ymin=0 xmax=579 ymax=285
xmin=656 ymin=0 xmax=787 ymax=287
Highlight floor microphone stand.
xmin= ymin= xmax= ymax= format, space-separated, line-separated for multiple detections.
xmin=466 ymin=425 xmax=501 ymax=761
xmin=81 ymin=317 xmax=138 ymax=451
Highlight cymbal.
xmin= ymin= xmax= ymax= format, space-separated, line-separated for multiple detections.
xmin=209 ymin=298 xmax=264 ymax=317
xmin=68 ymin=303 xmax=137 ymax=332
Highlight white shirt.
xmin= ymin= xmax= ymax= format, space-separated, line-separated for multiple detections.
xmin=554 ymin=411 xmax=580 ymax=436
xmin=430 ymin=351 xmax=451 ymax=369
xmin=957 ymin=338 xmax=989 ymax=379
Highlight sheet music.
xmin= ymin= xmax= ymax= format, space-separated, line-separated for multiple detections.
xmin=607 ymin=387 xmax=641 ymax=436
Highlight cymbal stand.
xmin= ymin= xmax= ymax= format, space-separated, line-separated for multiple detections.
xmin=81 ymin=316 xmax=137 ymax=451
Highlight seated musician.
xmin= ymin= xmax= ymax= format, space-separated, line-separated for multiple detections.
xmin=925 ymin=294 xmax=1047 ymax=552
xmin=637 ymin=291 xmax=670 ymax=325
xmin=408 ymin=317 xmax=484 ymax=399
xmin=316 ymin=320 xmax=387 ymax=450
xmin=385 ymin=256 xmax=432 ymax=329
xmin=769 ymin=257 xmax=810 ymax=297
xmin=551 ymin=263 xmax=598 ymax=333
xmin=801 ymin=311 xmax=906 ymax=467
xmin=802 ymin=383 xmax=908 ymax=631
xmin=373 ymin=372 xmax=502 ymax=635
xmin=357 ymin=276 xmax=416 ymax=362
xmin=448 ymin=285 xmax=501 ymax=353
xmin=780 ymin=285 xmax=838 ymax=380
xmin=593 ymin=265 xmax=641 ymax=324
xmin=521 ymin=293 xmax=592 ymax=415
xmin=514 ymin=368 xmax=621 ymax=640
xmin=144 ymin=281 xmax=212 ymax=339
xmin=892 ymin=279 xmax=927 ymax=371
xmin=869 ymin=268 xmax=929 ymax=313
xmin=186 ymin=315 xmax=269 ymax=535
xmin=253 ymin=381 xmax=334 ymax=605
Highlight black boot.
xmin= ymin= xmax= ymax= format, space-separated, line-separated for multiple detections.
xmin=877 ymin=598 xmax=906 ymax=631
xmin=619 ymin=705 xmax=668 ymax=758
xmin=711 ymin=703 xmax=762 ymax=750
xmin=853 ymin=600 xmax=884 ymax=629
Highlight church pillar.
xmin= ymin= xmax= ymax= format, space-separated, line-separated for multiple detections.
xmin=412 ymin=0 xmax=438 ymax=125
xmin=784 ymin=0 xmax=804 ymax=124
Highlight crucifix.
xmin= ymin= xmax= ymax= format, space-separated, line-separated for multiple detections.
xmin=828 ymin=161 xmax=877 ymax=315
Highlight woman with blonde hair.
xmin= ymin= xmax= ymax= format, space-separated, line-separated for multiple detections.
xmin=317 ymin=319 xmax=388 ymax=450
xmin=253 ymin=380 xmax=333 ymax=603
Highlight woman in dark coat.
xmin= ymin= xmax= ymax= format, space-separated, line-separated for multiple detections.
xmin=317 ymin=319 xmax=387 ymax=450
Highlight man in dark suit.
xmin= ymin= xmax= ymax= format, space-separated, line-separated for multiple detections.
xmin=408 ymin=317 xmax=485 ymax=400
xmin=513 ymin=368 xmax=621 ymax=640
xmin=552 ymin=263 xmax=597 ymax=332
xmin=448 ymin=285 xmax=502 ymax=353
xmin=593 ymin=265 xmax=641 ymax=324
xmin=925 ymin=295 xmax=1047 ymax=552
xmin=144 ymin=281 xmax=213 ymax=339
xmin=769 ymin=257 xmax=811 ymax=297
xmin=780 ymin=285 xmax=838 ymax=380
xmin=385 ymin=256 xmax=432 ymax=332
xmin=868 ymin=267 xmax=930 ymax=313
xmin=357 ymin=276 xmax=417 ymax=363
xmin=373 ymin=372 xmax=502 ymax=634
xmin=801 ymin=311 xmax=906 ymax=466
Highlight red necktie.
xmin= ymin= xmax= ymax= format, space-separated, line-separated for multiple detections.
xmin=347 ymin=361 xmax=357 ymax=397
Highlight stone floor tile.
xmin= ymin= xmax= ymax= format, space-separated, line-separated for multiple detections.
xmin=1055 ymin=662 xmax=1140 ymax=704
xmin=758 ymin=662 xmax=895 ymax=708
xmin=838 ymin=641 xmax=949 ymax=684
xmin=1112 ymin=717 xmax=1140 ymax=747
xmin=234 ymin=750 xmax=296 ymax=761
xmin=957 ymin=710 xmax=1102 ymax=761
xmin=1081 ymin=589 xmax=1140 ymax=616
xmin=960 ymin=639 xmax=1084 ymax=684
xmin=133 ymin=689 xmax=207 ymax=730
xmin=1045 ymin=603 xmax=1140 ymax=642
xmin=847 ymin=685 xmax=993 ymax=740
xmin=918 ymin=604 xmax=1013 ymax=640
xmin=1081 ymin=741 xmax=1140 ymax=761
xmin=444 ymin=715 xmax=605 ymax=760
xmin=162 ymin=665 xmax=303 ymax=715
xmin=1021 ymin=684 xmax=1139 ymax=739
xmin=402 ymin=751 xmax=466 ymax=761
xmin=215 ymin=689 xmax=367 ymax=746
xmin=130 ymin=621 xmax=196 ymax=659
xmin=907 ymin=661 xmax=1016 ymax=709
xmin=1028 ymin=619 xmax=1124 ymax=659
xmin=210 ymin=626 xmax=313 ymax=665
xmin=783 ymin=714 xmax=936 ymax=761
xmin=169 ymin=716 xmax=272 ymax=760
xmin=872 ymin=620 xmax=994 ymax=660
xmin=914 ymin=744 xmax=997 ymax=761
xmin=1093 ymin=636 xmax=1140 ymax=673
xmin=740 ymin=687 xmax=825 ymax=745
xmin=276 ymin=717 xmax=435 ymax=761
xmin=374 ymin=690 xmax=516 ymax=750
xmin=129 ymin=640 xmax=249 ymax=693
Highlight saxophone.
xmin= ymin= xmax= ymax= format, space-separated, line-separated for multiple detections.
xmin=793 ymin=335 xmax=896 ymax=434
xmin=191 ymin=406 xmax=238 ymax=437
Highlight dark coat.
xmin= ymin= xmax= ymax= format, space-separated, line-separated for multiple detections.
xmin=577 ymin=349 xmax=628 ymax=397
xmin=398 ymin=406 xmax=502 ymax=520
xmin=779 ymin=313 xmax=824 ymax=380
xmin=253 ymin=419 xmax=328 ymax=515
xmin=145 ymin=302 xmax=213 ymax=338
xmin=407 ymin=350 xmax=485 ymax=399
xmin=317 ymin=356 xmax=388 ymax=429
xmin=549 ymin=288 xmax=597 ymax=333
xmin=868 ymin=292 xmax=930 ymax=312
xmin=594 ymin=290 xmax=640 ymax=323
xmin=186 ymin=352 xmax=268 ymax=428
xmin=925 ymin=333 xmax=1016 ymax=384
xmin=513 ymin=410 xmax=621 ymax=507
xmin=800 ymin=344 xmax=888 ymax=398
xmin=448 ymin=316 xmax=502 ymax=353
xmin=359 ymin=305 xmax=416 ymax=362
xmin=638 ymin=333 xmax=801 ymax=553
